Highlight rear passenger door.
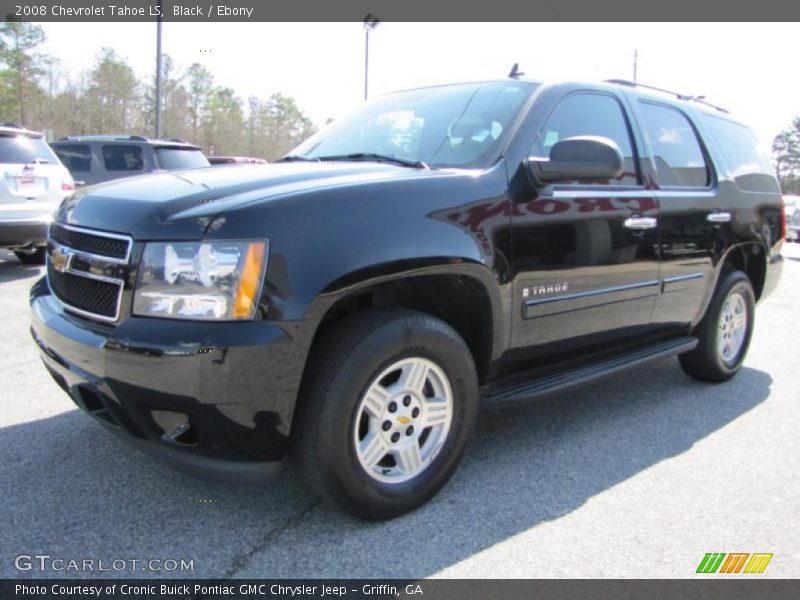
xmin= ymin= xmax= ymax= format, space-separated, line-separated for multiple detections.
xmin=633 ymin=100 xmax=728 ymax=329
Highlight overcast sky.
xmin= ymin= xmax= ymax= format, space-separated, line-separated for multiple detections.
xmin=39 ymin=22 xmax=799 ymax=148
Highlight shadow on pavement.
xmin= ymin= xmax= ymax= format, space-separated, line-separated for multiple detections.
xmin=0 ymin=250 xmax=44 ymax=284
xmin=1 ymin=360 xmax=771 ymax=579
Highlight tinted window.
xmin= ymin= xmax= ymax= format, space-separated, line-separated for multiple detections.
xmin=639 ymin=102 xmax=709 ymax=188
xmin=154 ymin=148 xmax=210 ymax=170
xmin=0 ymin=134 xmax=59 ymax=165
xmin=700 ymin=114 xmax=778 ymax=193
xmin=53 ymin=144 xmax=91 ymax=172
xmin=291 ymin=81 xmax=535 ymax=169
xmin=532 ymin=93 xmax=638 ymax=186
xmin=102 ymin=145 xmax=144 ymax=171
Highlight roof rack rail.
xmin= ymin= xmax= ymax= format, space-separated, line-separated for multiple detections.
xmin=127 ymin=135 xmax=148 ymax=141
xmin=166 ymin=137 xmax=186 ymax=143
xmin=604 ymin=79 xmax=729 ymax=114
xmin=0 ymin=122 xmax=24 ymax=129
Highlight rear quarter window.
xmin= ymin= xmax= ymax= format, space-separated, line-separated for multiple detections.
xmin=154 ymin=148 xmax=210 ymax=170
xmin=53 ymin=144 xmax=91 ymax=172
xmin=700 ymin=114 xmax=779 ymax=193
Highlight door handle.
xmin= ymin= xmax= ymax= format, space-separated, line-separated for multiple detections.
xmin=624 ymin=216 xmax=658 ymax=230
xmin=706 ymin=211 xmax=732 ymax=224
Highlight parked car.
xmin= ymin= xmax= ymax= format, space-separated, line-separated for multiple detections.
xmin=50 ymin=135 xmax=210 ymax=186
xmin=783 ymin=195 xmax=799 ymax=242
xmin=207 ymin=156 xmax=267 ymax=166
xmin=31 ymin=79 xmax=784 ymax=519
xmin=0 ymin=123 xmax=74 ymax=264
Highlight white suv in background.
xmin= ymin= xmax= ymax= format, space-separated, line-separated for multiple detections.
xmin=0 ymin=124 xmax=74 ymax=264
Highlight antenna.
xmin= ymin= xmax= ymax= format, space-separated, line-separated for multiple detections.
xmin=508 ymin=63 xmax=524 ymax=79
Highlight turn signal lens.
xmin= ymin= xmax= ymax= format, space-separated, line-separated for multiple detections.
xmin=234 ymin=242 xmax=266 ymax=318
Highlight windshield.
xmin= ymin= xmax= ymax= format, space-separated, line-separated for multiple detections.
xmin=0 ymin=134 xmax=59 ymax=165
xmin=154 ymin=147 xmax=210 ymax=170
xmin=290 ymin=81 xmax=536 ymax=169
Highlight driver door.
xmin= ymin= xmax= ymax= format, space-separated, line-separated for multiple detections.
xmin=509 ymin=90 xmax=660 ymax=360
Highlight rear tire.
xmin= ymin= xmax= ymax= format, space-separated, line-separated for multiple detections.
xmin=679 ymin=270 xmax=755 ymax=383
xmin=292 ymin=308 xmax=478 ymax=520
xmin=14 ymin=247 xmax=46 ymax=265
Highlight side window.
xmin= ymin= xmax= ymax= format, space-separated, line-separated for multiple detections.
xmin=639 ymin=102 xmax=709 ymax=188
xmin=532 ymin=92 xmax=638 ymax=186
xmin=53 ymin=144 xmax=91 ymax=172
xmin=102 ymin=145 xmax=144 ymax=172
xmin=700 ymin=114 xmax=779 ymax=193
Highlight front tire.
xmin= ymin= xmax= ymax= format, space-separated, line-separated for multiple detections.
xmin=292 ymin=308 xmax=478 ymax=520
xmin=679 ymin=270 xmax=755 ymax=383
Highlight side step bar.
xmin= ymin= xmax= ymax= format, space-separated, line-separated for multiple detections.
xmin=482 ymin=336 xmax=698 ymax=404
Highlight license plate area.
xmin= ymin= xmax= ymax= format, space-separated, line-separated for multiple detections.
xmin=9 ymin=175 xmax=47 ymax=195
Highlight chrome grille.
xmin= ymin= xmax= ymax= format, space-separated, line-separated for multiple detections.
xmin=48 ymin=223 xmax=131 ymax=263
xmin=46 ymin=224 xmax=132 ymax=322
xmin=47 ymin=263 xmax=121 ymax=319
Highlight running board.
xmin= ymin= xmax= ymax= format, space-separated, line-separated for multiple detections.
xmin=482 ymin=336 xmax=698 ymax=404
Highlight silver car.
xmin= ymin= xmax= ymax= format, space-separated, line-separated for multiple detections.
xmin=0 ymin=124 xmax=74 ymax=264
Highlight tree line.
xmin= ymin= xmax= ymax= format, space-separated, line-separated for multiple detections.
xmin=773 ymin=118 xmax=800 ymax=194
xmin=3 ymin=21 xmax=800 ymax=186
xmin=0 ymin=21 xmax=317 ymax=159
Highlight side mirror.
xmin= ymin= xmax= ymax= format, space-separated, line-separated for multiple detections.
xmin=527 ymin=136 xmax=623 ymax=186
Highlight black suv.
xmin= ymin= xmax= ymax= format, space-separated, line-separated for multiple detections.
xmin=50 ymin=135 xmax=210 ymax=186
xmin=30 ymin=79 xmax=784 ymax=519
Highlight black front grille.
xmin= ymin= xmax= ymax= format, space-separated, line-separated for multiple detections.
xmin=50 ymin=224 xmax=129 ymax=260
xmin=47 ymin=262 xmax=120 ymax=319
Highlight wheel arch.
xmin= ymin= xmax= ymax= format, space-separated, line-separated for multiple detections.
xmin=718 ymin=242 xmax=767 ymax=300
xmin=302 ymin=259 xmax=504 ymax=388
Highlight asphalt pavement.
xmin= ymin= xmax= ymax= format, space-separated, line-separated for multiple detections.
xmin=1 ymin=245 xmax=798 ymax=579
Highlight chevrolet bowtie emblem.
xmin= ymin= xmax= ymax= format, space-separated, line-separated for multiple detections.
xmin=50 ymin=246 xmax=73 ymax=273
xmin=397 ymin=416 xmax=410 ymax=425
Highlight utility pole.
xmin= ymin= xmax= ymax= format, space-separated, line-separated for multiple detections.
xmin=155 ymin=0 xmax=163 ymax=138
xmin=633 ymin=49 xmax=638 ymax=83
xmin=363 ymin=15 xmax=380 ymax=100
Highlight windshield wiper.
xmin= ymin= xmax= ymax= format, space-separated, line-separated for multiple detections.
xmin=277 ymin=155 xmax=321 ymax=163
xmin=316 ymin=153 xmax=430 ymax=170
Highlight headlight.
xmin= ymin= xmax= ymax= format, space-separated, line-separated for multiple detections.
xmin=133 ymin=240 xmax=268 ymax=321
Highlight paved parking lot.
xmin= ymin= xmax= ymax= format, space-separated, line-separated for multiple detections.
xmin=2 ymin=245 xmax=798 ymax=579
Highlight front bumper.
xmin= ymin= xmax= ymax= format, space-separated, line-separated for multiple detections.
xmin=0 ymin=217 xmax=49 ymax=247
xmin=30 ymin=277 xmax=306 ymax=485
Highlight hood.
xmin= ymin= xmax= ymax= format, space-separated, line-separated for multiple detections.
xmin=56 ymin=162 xmax=443 ymax=240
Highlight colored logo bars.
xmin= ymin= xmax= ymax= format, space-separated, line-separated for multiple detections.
xmin=696 ymin=553 xmax=773 ymax=574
